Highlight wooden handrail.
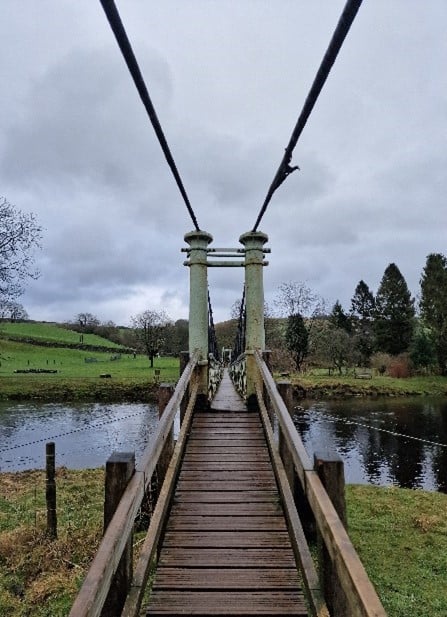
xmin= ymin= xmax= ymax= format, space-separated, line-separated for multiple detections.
xmin=254 ymin=352 xmax=386 ymax=617
xmin=122 ymin=379 xmax=199 ymax=617
xmin=69 ymin=352 xmax=199 ymax=617
xmin=255 ymin=382 xmax=329 ymax=617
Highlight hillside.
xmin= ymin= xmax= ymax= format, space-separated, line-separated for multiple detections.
xmin=0 ymin=321 xmax=179 ymax=401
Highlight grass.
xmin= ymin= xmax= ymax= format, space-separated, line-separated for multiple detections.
xmin=0 ymin=468 xmax=104 ymax=616
xmin=346 ymin=485 xmax=447 ymax=616
xmin=292 ymin=370 xmax=447 ymax=397
xmin=1 ymin=472 xmax=446 ymax=616
xmin=0 ymin=339 xmax=180 ymax=401
xmin=0 ymin=322 xmax=121 ymax=348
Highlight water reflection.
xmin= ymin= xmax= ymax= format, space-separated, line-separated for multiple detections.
xmin=0 ymin=401 xmax=159 ymax=471
xmin=293 ymin=397 xmax=447 ymax=493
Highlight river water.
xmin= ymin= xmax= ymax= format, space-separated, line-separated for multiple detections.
xmin=1 ymin=397 xmax=447 ymax=492
xmin=0 ymin=401 xmax=159 ymax=472
xmin=293 ymin=396 xmax=447 ymax=493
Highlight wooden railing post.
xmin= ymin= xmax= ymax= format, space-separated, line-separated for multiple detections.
xmin=102 ymin=452 xmax=135 ymax=617
xmin=314 ymin=450 xmax=349 ymax=617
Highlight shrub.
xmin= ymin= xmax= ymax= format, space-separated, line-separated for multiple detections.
xmin=388 ymin=354 xmax=412 ymax=378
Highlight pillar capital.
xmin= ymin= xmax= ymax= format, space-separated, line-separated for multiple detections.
xmin=239 ymin=230 xmax=268 ymax=250
xmin=184 ymin=230 xmax=213 ymax=250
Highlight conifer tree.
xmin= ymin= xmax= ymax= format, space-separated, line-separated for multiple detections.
xmin=374 ymin=263 xmax=415 ymax=355
xmin=329 ymin=300 xmax=352 ymax=333
xmin=350 ymin=280 xmax=375 ymax=364
xmin=420 ymin=253 xmax=447 ymax=374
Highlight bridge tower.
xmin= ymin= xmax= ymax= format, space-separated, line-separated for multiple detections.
xmin=184 ymin=230 xmax=213 ymax=410
xmin=240 ymin=231 xmax=269 ymax=409
xmin=184 ymin=228 xmax=269 ymax=409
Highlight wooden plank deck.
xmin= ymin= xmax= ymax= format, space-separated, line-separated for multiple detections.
xmin=146 ymin=373 xmax=308 ymax=616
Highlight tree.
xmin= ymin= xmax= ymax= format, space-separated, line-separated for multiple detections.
xmin=275 ymin=281 xmax=320 ymax=317
xmin=329 ymin=300 xmax=352 ymax=333
xmin=350 ymin=280 xmax=375 ymax=364
xmin=285 ymin=313 xmax=309 ymax=372
xmin=0 ymin=197 xmax=42 ymax=300
xmin=420 ymin=253 xmax=447 ymax=374
xmin=131 ymin=309 xmax=172 ymax=367
xmin=0 ymin=299 xmax=28 ymax=321
xmin=311 ymin=321 xmax=353 ymax=374
xmin=409 ymin=324 xmax=437 ymax=371
xmin=276 ymin=281 xmax=325 ymax=370
xmin=75 ymin=313 xmax=100 ymax=331
xmin=374 ymin=263 xmax=415 ymax=355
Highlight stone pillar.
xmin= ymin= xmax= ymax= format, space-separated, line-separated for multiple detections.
xmin=184 ymin=230 xmax=213 ymax=409
xmin=239 ymin=231 xmax=268 ymax=409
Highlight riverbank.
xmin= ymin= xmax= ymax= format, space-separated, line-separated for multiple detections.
xmin=1 ymin=372 xmax=447 ymax=402
xmin=0 ymin=375 xmax=160 ymax=402
xmin=291 ymin=372 xmax=447 ymax=398
xmin=0 ymin=469 xmax=446 ymax=616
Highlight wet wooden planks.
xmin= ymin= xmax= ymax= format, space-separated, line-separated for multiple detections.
xmin=146 ymin=411 xmax=307 ymax=616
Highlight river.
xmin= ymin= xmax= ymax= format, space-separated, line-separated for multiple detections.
xmin=1 ymin=397 xmax=447 ymax=492
xmin=0 ymin=401 xmax=159 ymax=471
xmin=294 ymin=396 xmax=447 ymax=492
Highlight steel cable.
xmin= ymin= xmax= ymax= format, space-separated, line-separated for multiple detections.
xmin=252 ymin=0 xmax=363 ymax=231
xmin=99 ymin=0 xmax=200 ymax=231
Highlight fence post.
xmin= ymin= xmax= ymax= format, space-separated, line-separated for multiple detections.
xmin=45 ymin=442 xmax=57 ymax=539
xmin=101 ymin=452 xmax=135 ymax=617
xmin=314 ymin=450 xmax=348 ymax=616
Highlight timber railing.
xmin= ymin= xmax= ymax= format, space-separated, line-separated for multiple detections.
xmin=254 ymin=350 xmax=387 ymax=617
xmin=69 ymin=351 xmax=200 ymax=617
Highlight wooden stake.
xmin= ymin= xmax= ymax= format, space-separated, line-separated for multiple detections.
xmin=45 ymin=442 xmax=57 ymax=540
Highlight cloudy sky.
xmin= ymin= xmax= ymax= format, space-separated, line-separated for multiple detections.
xmin=1 ymin=1 xmax=446 ymax=325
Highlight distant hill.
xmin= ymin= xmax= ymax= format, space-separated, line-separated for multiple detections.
xmin=0 ymin=321 xmax=134 ymax=353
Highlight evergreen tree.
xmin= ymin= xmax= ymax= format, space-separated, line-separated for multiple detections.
xmin=374 ymin=263 xmax=415 ymax=355
xmin=329 ymin=300 xmax=352 ymax=333
xmin=285 ymin=313 xmax=309 ymax=372
xmin=420 ymin=253 xmax=447 ymax=374
xmin=350 ymin=280 xmax=375 ymax=364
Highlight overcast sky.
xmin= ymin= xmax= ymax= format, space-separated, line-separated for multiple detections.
xmin=1 ymin=1 xmax=446 ymax=325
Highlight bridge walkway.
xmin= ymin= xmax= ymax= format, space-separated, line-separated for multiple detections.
xmin=145 ymin=370 xmax=308 ymax=616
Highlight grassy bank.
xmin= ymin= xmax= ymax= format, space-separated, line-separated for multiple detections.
xmin=1 ymin=469 xmax=446 ymax=616
xmin=291 ymin=371 xmax=447 ymax=398
xmin=0 ymin=339 xmax=180 ymax=401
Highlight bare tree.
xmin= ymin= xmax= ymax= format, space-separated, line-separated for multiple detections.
xmin=0 ymin=299 xmax=29 ymax=321
xmin=275 ymin=281 xmax=324 ymax=317
xmin=0 ymin=197 xmax=42 ymax=300
xmin=275 ymin=281 xmax=326 ymax=371
xmin=75 ymin=313 xmax=100 ymax=330
xmin=131 ymin=309 xmax=172 ymax=367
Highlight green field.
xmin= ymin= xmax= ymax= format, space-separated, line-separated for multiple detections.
xmin=0 ymin=322 xmax=180 ymax=401
xmin=0 ymin=322 xmax=121 ymax=348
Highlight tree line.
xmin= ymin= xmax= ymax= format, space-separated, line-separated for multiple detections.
xmin=279 ymin=256 xmax=447 ymax=376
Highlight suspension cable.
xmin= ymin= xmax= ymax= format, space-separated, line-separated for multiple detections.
xmin=252 ymin=0 xmax=363 ymax=232
xmin=99 ymin=0 xmax=200 ymax=231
